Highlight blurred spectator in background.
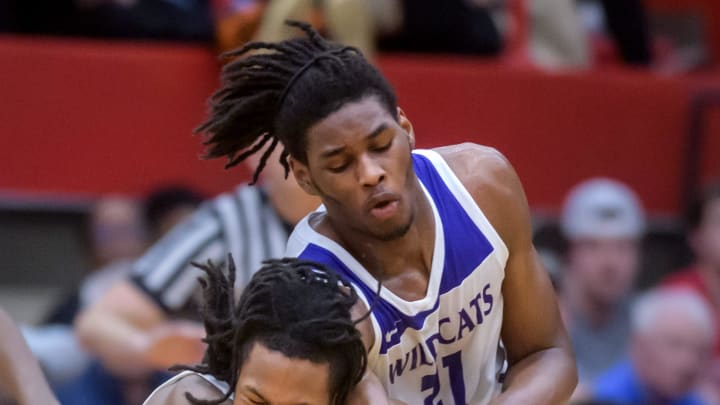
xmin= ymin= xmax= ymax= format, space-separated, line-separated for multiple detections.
xmin=88 ymin=196 xmax=145 ymax=268
xmin=0 ymin=307 xmax=60 ymax=405
xmin=558 ymin=178 xmax=645 ymax=390
xmin=3 ymin=0 xmax=694 ymax=72
xmin=378 ymin=0 xmax=502 ymax=56
xmin=50 ymin=185 xmax=203 ymax=405
xmin=44 ymin=194 xmax=154 ymax=327
xmin=75 ymin=149 xmax=320 ymax=380
xmin=593 ymin=289 xmax=714 ymax=405
xmin=213 ymin=0 xmax=382 ymax=57
xmin=664 ymin=182 xmax=720 ymax=354
xmin=663 ymin=181 xmax=720 ymax=404
xmin=217 ymin=0 xmax=502 ymax=58
xmin=24 ymin=196 xmax=147 ymax=387
xmin=528 ymin=0 xmax=591 ymax=70
xmin=254 ymin=0 xmax=376 ymax=57
xmin=214 ymin=0 xmax=502 ymax=59
xmin=212 ymin=0 xmax=265 ymax=53
xmin=81 ymin=187 xmax=204 ymax=309
xmin=19 ymin=186 xmax=202 ymax=405
xmin=577 ymin=0 xmax=653 ymax=66
xmin=523 ymin=0 xmax=653 ymax=69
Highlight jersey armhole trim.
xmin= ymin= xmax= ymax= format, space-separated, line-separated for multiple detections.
xmin=143 ymin=371 xmax=233 ymax=405
xmin=412 ymin=149 xmax=510 ymax=265
xmin=142 ymin=371 xmax=194 ymax=404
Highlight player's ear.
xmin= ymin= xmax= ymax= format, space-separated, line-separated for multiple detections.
xmin=289 ymin=157 xmax=320 ymax=196
xmin=397 ymin=107 xmax=415 ymax=149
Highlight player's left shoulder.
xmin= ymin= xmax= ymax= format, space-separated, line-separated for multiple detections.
xmin=431 ymin=143 xmax=530 ymax=247
xmin=432 ymin=142 xmax=521 ymax=203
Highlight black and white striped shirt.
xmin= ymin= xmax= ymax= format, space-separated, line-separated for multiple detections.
xmin=131 ymin=184 xmax=291 ymax=313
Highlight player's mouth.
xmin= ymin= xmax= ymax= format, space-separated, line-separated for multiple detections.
xmin=367 ymin=193 xmax=400 ymax=220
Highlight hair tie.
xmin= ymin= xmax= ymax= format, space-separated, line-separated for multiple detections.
xmin=276 ymin=46 xmax=355 ymax=112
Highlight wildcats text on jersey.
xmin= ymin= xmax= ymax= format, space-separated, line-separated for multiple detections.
xmin=388 ymin=282 xmax=495 ymax=384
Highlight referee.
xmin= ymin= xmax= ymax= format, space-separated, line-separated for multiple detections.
xmin=75 ymin=150 xmax=320 ymax=374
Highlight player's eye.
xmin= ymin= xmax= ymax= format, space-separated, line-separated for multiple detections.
xmin=373 ymin=142 xmax=392 ymax=152
xmin=243 ymin=397 xmax=266 ymax=405
xmin=327 ymin=162 xmax=349 ymax=173
xmin=372 ymin=136 xmax=394 ymax=152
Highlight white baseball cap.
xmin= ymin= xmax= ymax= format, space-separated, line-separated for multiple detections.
xmin=561 ymin=178 xmax=645 ymax=240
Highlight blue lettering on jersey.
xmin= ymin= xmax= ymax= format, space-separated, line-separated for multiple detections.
xmin=387 ymin=283 xmax=494 ymax=384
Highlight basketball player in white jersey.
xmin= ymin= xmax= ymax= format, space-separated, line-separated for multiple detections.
xmin=144 ymin=257 xmax=400 ymax=405
xmin=195 ymin=21 xmax=577 ymax=404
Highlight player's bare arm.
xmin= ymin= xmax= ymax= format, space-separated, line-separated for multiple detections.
xmin=348 ymin=300 xmax=408 ymax=405
xmin=439 ymin=143 xmax=578 ymax=404
xmin=75 ymin=280 xmax=205 ymax=375
xmin=0 ymin=308 xmax=60 ymax=405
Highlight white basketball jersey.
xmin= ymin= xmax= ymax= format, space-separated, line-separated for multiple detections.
xmin=286 ymin=149 xmax=508 ymax=405
xmin=143 ymin=371 xmax=232 ymax=404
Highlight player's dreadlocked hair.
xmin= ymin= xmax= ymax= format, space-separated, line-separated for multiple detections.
xmin=195 ymin=20 xmax=398 ymax=184
xmin=171 ymin=255 xmax=367 ymax=405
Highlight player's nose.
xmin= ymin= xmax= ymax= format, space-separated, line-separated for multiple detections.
xmin=357 ymin=154 xmax=386 ymax=187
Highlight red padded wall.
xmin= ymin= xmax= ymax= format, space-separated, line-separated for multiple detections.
xmin=0 ymin=37 xmax=717 ymax=214
xmin=0 ymin=36 xmax=243 ymax=198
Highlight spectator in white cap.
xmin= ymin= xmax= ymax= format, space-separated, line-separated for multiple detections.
xmin=593 ymin=289 xmax=714 ymax=405
xmin=558 ymin=178 xmax=646 ymax=387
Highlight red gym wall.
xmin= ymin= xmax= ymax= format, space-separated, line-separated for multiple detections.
xmin=0 ymin=36 xmax=718 ymax=215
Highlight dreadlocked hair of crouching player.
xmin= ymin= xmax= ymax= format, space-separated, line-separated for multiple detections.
xmin=195 ymin=20 xmax=398 ymax=184
xmin=170 ymin=255 xmax=367 ymax=405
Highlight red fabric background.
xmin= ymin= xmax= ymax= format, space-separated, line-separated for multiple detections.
xmin=0 ymin=37 xmax=718 ymax=214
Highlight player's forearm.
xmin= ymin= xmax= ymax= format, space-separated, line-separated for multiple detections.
xmin=491 ymin=346 xmax=577 ymax=405
xmin=75 ymin=307 xmax=153 ymax=375
xmin=0 ymin=310 xmax=60 ymax=405
xmin=15 ymin=382 xmax=61 ymax=405
xmin=75 ymin=281 xmax=170 ymax=375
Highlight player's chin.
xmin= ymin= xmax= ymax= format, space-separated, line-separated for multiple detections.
xmin=371 ymin=217 xmax=413 ymax=242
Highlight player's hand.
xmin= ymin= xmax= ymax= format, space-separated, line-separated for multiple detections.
xmin=142 ymin=321 xmax=206 ymax=370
